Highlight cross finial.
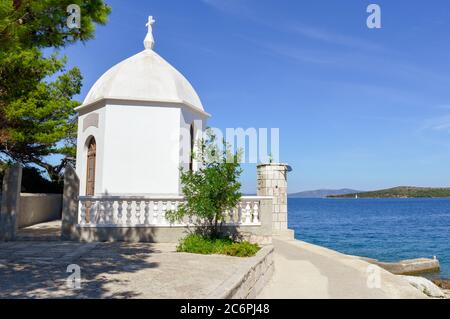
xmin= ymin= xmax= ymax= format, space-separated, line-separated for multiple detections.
xmin=146 ymin=16 xmax=155 ymax=32
xmin=144 ymin=16 xmax=156 ymax=50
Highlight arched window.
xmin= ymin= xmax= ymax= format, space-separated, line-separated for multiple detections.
xmin=189 ymin=124 xmax=195 ymax=171
xmin=86 ymin=137 xmax=96 ymax=196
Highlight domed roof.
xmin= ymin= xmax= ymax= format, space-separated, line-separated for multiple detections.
xmin=82 ymin=16 xmax=204 ymax=112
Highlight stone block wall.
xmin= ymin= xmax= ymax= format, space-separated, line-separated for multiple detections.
xmin=257 ymin=163 xmax=289 ymax=234
xmin=208 ymin=245 xmax=275 ymax=299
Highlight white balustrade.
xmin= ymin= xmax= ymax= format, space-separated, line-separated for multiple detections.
xmin=78 ymin=196 xmax=265 ymax=227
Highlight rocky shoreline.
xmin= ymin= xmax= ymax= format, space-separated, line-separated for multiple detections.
xmin=359 ymin=256 xmax=448 ymax=298
xmin=432 ymin=279 xmax=450 ymax=299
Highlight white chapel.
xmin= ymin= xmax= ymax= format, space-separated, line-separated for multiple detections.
xmin=75 ymin=16 xmax=210 ymax=197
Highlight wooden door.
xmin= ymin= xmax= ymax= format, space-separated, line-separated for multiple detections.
xmin=86 ymin=138 xmax=96 ymax=196
xmin=85 ymin=138 xmax=96 ymax=223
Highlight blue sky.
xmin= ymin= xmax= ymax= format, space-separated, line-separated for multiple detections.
xmin=59 ymin=0 xmax=450 ymax=193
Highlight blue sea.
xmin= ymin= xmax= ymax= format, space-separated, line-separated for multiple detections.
xmin=288 ymin=198 xmax=450 ymax=279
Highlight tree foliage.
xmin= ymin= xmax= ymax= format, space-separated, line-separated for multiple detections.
xmin=0 ymin=161 xmax=63 ymax=193
xmin=167 ymin=129 xmax=243 ymax=237
xmin=0 ymin=0 xmax=111 ymax=181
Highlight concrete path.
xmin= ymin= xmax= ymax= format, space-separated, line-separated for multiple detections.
xmin=258 ymin=237 xmax=428 ymax=299
xmin=0 ymin=241 xmax=254 ymax=299
xmin=16 ymin=220 xmax=61 ymax=241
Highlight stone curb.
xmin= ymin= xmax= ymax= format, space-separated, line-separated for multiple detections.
xmin=208 ymin=245 xmax=274 ymax=299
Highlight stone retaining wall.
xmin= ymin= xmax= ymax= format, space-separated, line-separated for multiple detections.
xmin=18 ymin=194 xmax=62 ymax=228
xmin=208 ymin=245 xmax=274 ymax=299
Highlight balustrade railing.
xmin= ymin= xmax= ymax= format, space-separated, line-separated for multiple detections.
xmin=78 ymin=196 xmax=265 ymax=227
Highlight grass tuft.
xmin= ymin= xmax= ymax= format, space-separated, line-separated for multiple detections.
xmin=177 ymin=234 xmax=260 ymax=257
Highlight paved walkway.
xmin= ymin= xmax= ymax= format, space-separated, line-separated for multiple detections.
xmin=0 ymin=240 xmax=252 ymax=298
xmin=258 ymin=237 xmax=428 ymax=299
xmin=16 ymin=220 xmax=61 ymax=241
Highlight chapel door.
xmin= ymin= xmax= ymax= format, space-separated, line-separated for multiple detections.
xmin=86 ymin=138 xmax=96 ymax=196
xmin=85 ymin=138 xmax=96 ymax=223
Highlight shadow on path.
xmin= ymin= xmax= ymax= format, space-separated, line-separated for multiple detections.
xmin=0 ymin=242 xmax=161 ymax=298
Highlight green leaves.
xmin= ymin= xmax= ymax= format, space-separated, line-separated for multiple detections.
xmin=0 ymin=48 xmax=81 ymax=162
xmin=0 ymin=0 xmax=111 ymax=50
xmin=0 ymin=0 xmax=110 ymax=181
xmin=166 ymin=129 xmax=243 ymax=237
xmin=176 ymin=234 xmax=259 ymax=257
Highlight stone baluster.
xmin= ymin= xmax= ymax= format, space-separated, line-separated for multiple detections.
xmin=80 ymin=201 xmax=87 ymax=225
xmin=170 ymin=201 xmax=176 ymax=225
xmin=238 ymin=202 xmax=243 ymax=224
xmin=144 ymin=201 xmax=150 ymax=225
xmin=99 ymin=201 xmax=106 ymax=224
xmin=90 ymin=201 xmax=97 ymax=224
xmin=135 ymin=200 xmax=142 ymax=225
xmin=107 ymin=200 xmax=114 ymax=224
xmin=253 ymin=201 xmax=259 ymax=224
xmin=117 ymin=200 xmax=124 ymax=224
xmin=126 ymin=201 xmax=132 ymax=225
xmin=244 ymin=202 xmax=252 ymax=224
xmin=153 ymin=201 xmax=159 ymax=224
xmin=161 ymin=201 xmax=167 ymax=225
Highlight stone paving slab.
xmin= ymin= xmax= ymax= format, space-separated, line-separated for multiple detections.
xmin=0 ymin=241 xmax=251 ymax=299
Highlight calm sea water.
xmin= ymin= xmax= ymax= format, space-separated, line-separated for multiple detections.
xmin=288 ymin=198 xmax=450 ymax=279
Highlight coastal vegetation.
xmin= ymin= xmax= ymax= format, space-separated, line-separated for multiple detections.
xmin=177 ymin=234 xmax=260 ymax=257
xmin=0 ymin=0 xmax=111 ymax=182
xmin=328 ymin=186 xmax=450 ymax=198
xmin=167 ymin=130 xmax=259 ymax=257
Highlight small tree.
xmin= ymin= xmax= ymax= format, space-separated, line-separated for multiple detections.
xmin=167 ymin=129 xmax=242 ymax=237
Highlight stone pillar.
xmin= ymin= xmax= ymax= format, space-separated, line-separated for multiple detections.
xmin=257 ymin=163 xmax=293 ymax=238
xmin=61 ymin=165 xmax=80 ymax=241
xmin=0 ymin=164 xmax=23 ymax=241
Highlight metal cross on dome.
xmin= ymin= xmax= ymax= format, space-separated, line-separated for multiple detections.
xmin=144 ymin=16 xmax=156 ymax=50
xmin=146 ymin=16 xmax=155 ymax=32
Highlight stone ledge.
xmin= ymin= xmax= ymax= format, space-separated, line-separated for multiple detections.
xmin=208 ymin=245 xmax=274 ymax=299
xmin=361 ymin=257 xmax=440 ymax=275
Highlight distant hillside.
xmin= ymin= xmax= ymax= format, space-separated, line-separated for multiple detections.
xmin=328 ymin=186 xmax=450 ymax=198
xmin=289 ymin=189 xmax=360 ymax=198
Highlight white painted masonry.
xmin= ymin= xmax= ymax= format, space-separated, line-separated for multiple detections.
xmin=67 ymin=16 xmax=289 ymax=245
xmin=75 ymin=17 xmax=209 ymax=196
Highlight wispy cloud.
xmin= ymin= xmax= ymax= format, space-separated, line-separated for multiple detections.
xmin=288 ymin=24 xmax=385 ymax=52
xmin=416 ymin=115 xmax=450 ymax=149
xmin=200 ymin=0 xmax=253 ymax=17
xmin=202 ymin=0 xmax=385 ymax=53
xmin=422 ymin=115 xmax=450 ymax=133
xmin=259 ymin=42 xmax=338 ymax=65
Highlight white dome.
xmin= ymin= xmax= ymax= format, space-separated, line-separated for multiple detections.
xmin=83 ymin=49 xmax=204 ymax=111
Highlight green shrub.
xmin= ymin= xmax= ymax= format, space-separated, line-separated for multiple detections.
xmin=166 ymin=129 xmax=243 ymax=237
xmin=177 ymin=234 xmax=260 ymax=257
xmin=222 ymin=241 xmax=261 ymax=257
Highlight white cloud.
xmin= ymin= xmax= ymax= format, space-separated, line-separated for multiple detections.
xmin=422 ymin=115 xmax=450 ymax=133
xmin=289 ymin=25 xmax=385 ymax=52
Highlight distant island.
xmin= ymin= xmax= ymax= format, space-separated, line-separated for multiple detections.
xmin=289 ymin=189 xmax=361 ymax=198
xmin=328 ymin=186 xmax=450 ymax=198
